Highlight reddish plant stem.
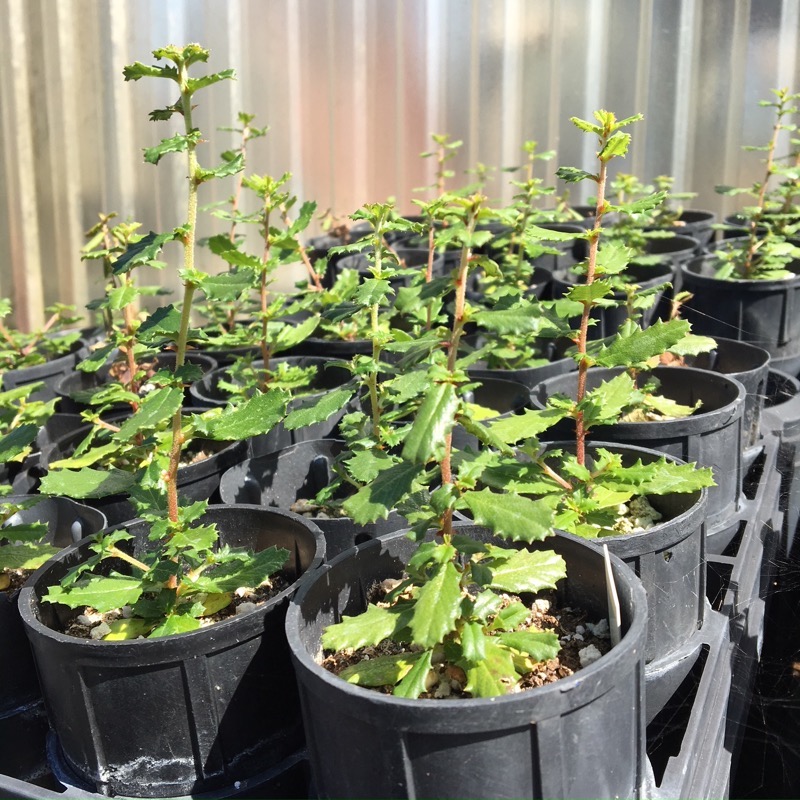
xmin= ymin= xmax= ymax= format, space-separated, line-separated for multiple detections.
xmin=574 ymin=158 xmax=609 ymax=468
xmin=280 ymin=205 xmax=323 ymax=291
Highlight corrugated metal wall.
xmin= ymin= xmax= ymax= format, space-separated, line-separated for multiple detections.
xmin=1 ymin=0 xmax=799 ymax=329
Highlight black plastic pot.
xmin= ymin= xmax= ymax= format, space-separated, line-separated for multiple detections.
xmin=541 ymin=442 xmax=707 ymax=668
xmin=219 ymin=439 xmax=407 ymax=560
xmin=2 ymin=337 xmax=89 ymax=403
xmin=681 ymin=254 xmax=800 ymax=374
xmin=551 ymin=261 xmax=674 ymax=339
xmin=648 ymin=210 xmax=716 ymax=249
xmin=682 ymin=337 xmax=770 ymax=450
xmin=19 ymin=505 xmax=325 ymax=798
xmin=0 ymin=497 xmax=107 ymax=716
xmin=468 ymin=354 xmax=575 ymax=391
xmin=533 ymin=366 xmax=746 ymax=535
xmin=189 ymin=356 xmax=352 ymax=459
xmin=54 ymin=351 xmax=217 ymax=414
xmin=285 ymin=525 xmax=648 ymax=800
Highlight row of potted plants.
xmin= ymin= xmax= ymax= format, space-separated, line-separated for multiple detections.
xmin=1 ymin=45 xmax=798 ymax=799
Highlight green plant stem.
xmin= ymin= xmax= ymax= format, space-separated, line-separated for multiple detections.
xmin=367 ymin=217 xmax=387 ymax=439
xmin=166 ymin=60 xmax=201 ymax=524
xmin=259 ymin=202 xmax=272 ymax=389
xmin=107 ymin=546 xmax=150 ymax=574
xmin=440 ymin=199 xmax=479 ymax=537
xmin=279 ymin=205 xmax=323 ymax=291
xmin=744 ymin=111 xmax=781 ymax=277
xmin=574 ymin=158 xmax=608 ymax=468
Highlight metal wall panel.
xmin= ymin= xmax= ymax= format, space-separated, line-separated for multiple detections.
xmin=1 ymin=0 xmax=798 ymax=328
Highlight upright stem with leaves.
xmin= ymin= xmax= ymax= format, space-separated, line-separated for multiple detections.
xmin=557 ymin=112 xmax=642 ymax=466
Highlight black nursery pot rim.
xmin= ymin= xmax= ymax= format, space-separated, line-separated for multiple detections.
xmin=285 ymin=529 xmax=647 ymax=714
xmin=544 ymin=440 xmax=708 ymax=554
xmin=683 ymin=254 xmax=800 ymax=287
xmin=537 ymin=365 xmax=746 ymax=434
xmin=19 ymin=504 xmax=325 ymax=651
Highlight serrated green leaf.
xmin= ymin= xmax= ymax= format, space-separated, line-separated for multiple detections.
xmin=115 ymin=387 xmax=183 ymax=441
xmin=272 ymin=315 xmax=320 ymax=353
xmin=464 ymin=637 xmax=518 ymax=697
xmin=39 ymin=468 xmax=137 ymax=500
xmin=402 ymin=382 xmax=458 ymax=464
xmin=355 ymin=278 xmax=394 ymax=307
xmin=107 ymin=284 xmax=139 ymax=310
xmin=345 ymin=450 xmax=396 ymax=483
xmin=43 ymin=574 xmax=144 ymax=613
xmin=284 ymin=386 xmax=354 ymax=430
xmin=138 ymin=304 xmax=183 ymax=340
xmin=596 ymin=242 xmax=633 ymax=275
xmin=0 ymin=542 xmax=60 ymax=571
xmin=497 ymin=630 xmax=560 ymax=662
xmin=567 ymin=279 xmax=614 ymax=304
xmin=488 ymin=408 xmax=567 ymax=445
xmin=393 ymin=649 xmax=435 ymax=698
xmin=186 ymin=68 xmax=236 ymax=94
xmin=410 ymin=560 xmax=462 ymax=648
xmin=112 ymin=231 xmax=176 ymax=275
xmin=148 ymin=614 xmax=202 ymax=638
xmin=201 ymin=269 xmax=255 ymax=301
xmin=668 ymin=334 xmax=717 ymax=357
xmin=103 ymin=618 xmax=155 ymax=640
xmin=460 ymin=621 xmax=487 ymax=665
xmin=599 ymin=131 xmax=631 ymax=161
xmin=580 ymin=372 xmax=637 ymax=428
xmin=556 ymin=166 xmax=597 ymax=183
xmin=48 ymin=442 xmax=122 ymax=470
xmin=342 ymin=461 xmax=423 ymax=524
xmin=190 ymin=546 xmax=288 ymax=593
xmin=385 ymin=370 xmax=429 ymax=403
xmin=488 ymin=548 xmax=566 ymax=594
xmin=490 ymin=601 xmax=530 ymax=631
xmin=196 ymin=151 xmax=244 ymax=182
xmin=143 ymin=132 xmax=199 ymax=165
xmin=193 ymin=390 xmax=288 ymax=440
xmin=595 ymin=320 xmax=690 ymax=368
xmin=0 ymin=424 xmax=38 ymax=463
xmin=322 ymin=603 xmax=413 ymax=651
xmin=461 ymin=489 xmax=555 ymax=543
xmin=338 ymin=650 xmax=426 ymax=688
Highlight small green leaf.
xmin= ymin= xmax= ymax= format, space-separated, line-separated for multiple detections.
xmin=189 ymin=546 xmax=288 ymax=593
xmin=0 ymin=424 xmax=38 ymax=463
xmin=410 ymin=561 xmax=462 ymax=649
xmin=461 ymin=489 xmax=555 ymax=543
xmin=460 ymin=621 xmax=487 ymax=665
xmin=148 ymin=614 xmax=202 ymax=638
xmin=192 ymin=390 xmax=288 ymax=440
xmin=497 ymin=630 xmax=560 ymax=662
xmin=115 ymin=387 xmax=183 ymax=441
xmin=488 ymin=408 xmax=567 ymax=445
xmin=488 ymin=548 xmax=566 ymax=594
xmin=354 ymin=278 xmax=394 ymax=307
xmin=137 ymin=304 xmax=183 ymax=340
xmin=580 ymin=372 xmax=638 ymax=428
xmin=490 ymin=601 xmax=530 ymax=631
xmin=402 ymin=382 xmax=458 ymax=464
xmin=599 ymin=131 xmax=631 ymax=161
xmin=143 ymin=131 xmax=200 ymax=165
xmin=284 ymin=386 xmax=354 ymax=430
xmin=103 ymin=619 xmax=155 ymax=640
xmin=342 ymin=461 xmax=423 ymax=524
xmin=393 ymin=649 xmax=434 ymax=698
xmin=0 ymin=542 xmax=60 ymax=571
xmin=594 ymin=320 xmax=690 ymax=368
xmin=322 ymin=603 xmax=412 ymax=651
xmin=338 ymin=650 xmax=426 ymax=688
xmin=463 ymin=638 xmax=518 ymax=697
xmin=43 ymin=574 xmax=144 ymax=613
xmin=39 ymin=468 xmax=137 ymax=500
xmin=196 ymin=151 xmax=245 ymax=182
xmin=556 ymin=166 xmax=597 ymax=183
xmin=112 ymin=231 xmax=177 ymax=275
